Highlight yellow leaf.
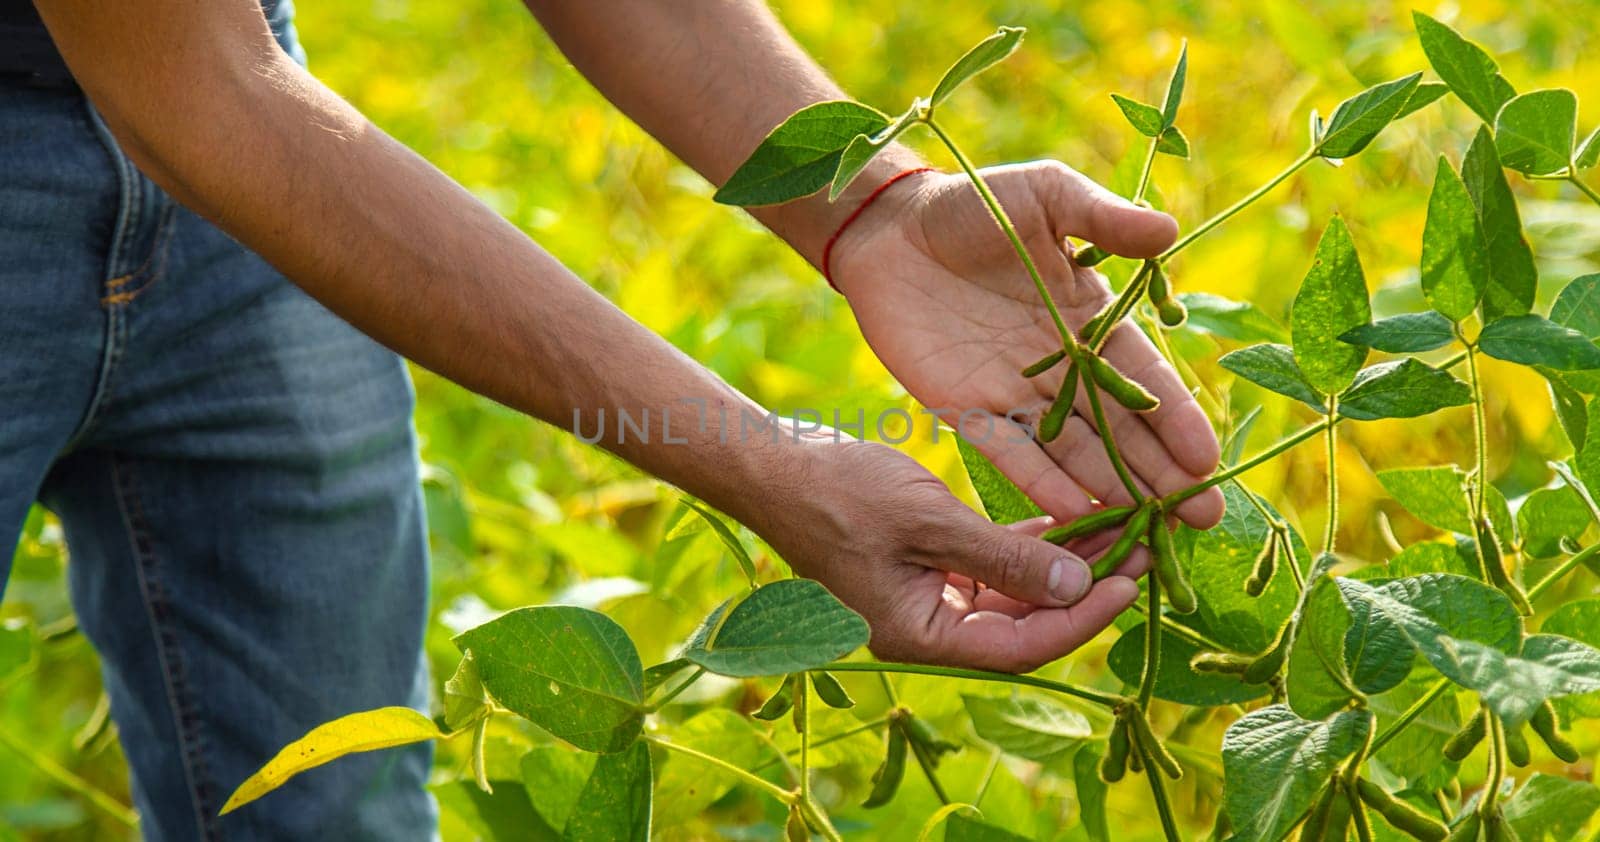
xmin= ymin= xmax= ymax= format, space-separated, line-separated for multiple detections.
xmin=220 ymin=707 xmax=443 ymax=815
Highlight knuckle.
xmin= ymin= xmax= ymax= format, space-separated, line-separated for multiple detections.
xmin=991 ymin=538 xmax=1035 ymax=595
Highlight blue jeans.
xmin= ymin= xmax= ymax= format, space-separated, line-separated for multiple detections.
xmin=0 ymin=11 xmax=436 ymax=840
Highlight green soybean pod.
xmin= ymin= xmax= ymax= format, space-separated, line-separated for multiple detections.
xmin=810 ymin=671 xmax=855 ymax=710
xmin=1041 ymin=506 xmax=1137 ymax=545
xmin=1475 ymin=517 xmax=1533 ymax=617
xmin=1086 ymin=354 xmax=1160 ymax=412
xmin=753 ymin=675 xmax=796 ymax=721
xmin=1099 ymin=719 xmax=1130 ymax=784
xmin=1530 ymin=701 xmax=1580 ymax=763
xmin=1128 ymin=711 xmax=1183 ymax=780
xmin=1075 ymin=245 xmax=1110 ymax=267
xmin=1503 ymin=722 xmax=1530 ymax=768
xmin=902 ymin=714 xmax=961 ymax=760
xmin=1442 ymin=709 xmax=1487 ymax=762
xmin=1300 ymin=782 xmax=1338 ymax=842
xmin=1022 ymin=348 xmax=1067 ymax=378
xmin=1149 ymin=518 xmax=1197 ymax=614
xmin=1090 ymin=504 xmax=1153 ymax=580
xmin=1347 ymin=779 xmax=1377 ymax=842
xmin=785 ymin=804 xmax=810 ymax=842
xmin=1156 ymin=297 xmax=1188 ymax=328
xmin=861 ymin=720 xmax=907 ymax=808
xmin=1038 ymin=362 xmax=1081 ymax=443
xmin=1146 ymin=263 xmax=1172 ymax=303
xmin=1319 ymin=782 xmax=1353 ymax=842
xmin=1244 ymin=534 xmax=1279 ymax=597
xmin=1242 ymin=627 xmax=1289 ymax=686
xmin=1190 ymin=651 xmax=1254 ymax=676
xmin=1356 ymin=778 xmax=1449 ymax=841
xmin=1484 ymin=814 xmax=1521 ymax=842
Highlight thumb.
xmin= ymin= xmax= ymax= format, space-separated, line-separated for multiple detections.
xmin=938 ymin=514 xmax=1095 ymax=608
xmin=1034 ymin=161 xmax=1179 ymax=258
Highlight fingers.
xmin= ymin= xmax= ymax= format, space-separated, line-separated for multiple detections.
xmin=932 ymin=510 xmax=1096 ymax=609
xmin=927 ymin=576 xmax=1142 ymax=673
xmin=1034 ymin=161 xmax=1179 ymax=259
xmin=967 ymin=425 xmax=1096 ymax=524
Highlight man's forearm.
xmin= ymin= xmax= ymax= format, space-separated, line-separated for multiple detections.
xmin=35 ymin=0 xmax=813 ymax=535
xmin=525 ymin=0 xmax=925 ymax=266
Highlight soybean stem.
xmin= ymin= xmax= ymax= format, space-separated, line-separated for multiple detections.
xmin=646 ymin=667 xmax=704 ymax=711
xmin=750 ymin=717 xmax=890 ymax=773
xmin=1481 ymin=712 xmax=1507 ymax=815
xmin=1529 ymin=543 xmax=1600 ymax=600
xmin=926 ymin=118 xmax=1079 ymax=354
xmin=1163 ymin=419 xmax=1333 ymax=508
xmin=1572 ymin=174 xmax=1600 ymax=208
xmin=973 ymin=749 xmax=1002 ymax=808
xmin=1139 ymin=573 xmax=1162 ymax=709
xmin=798 ymin=673 xmax=811 ymax=800
xmin=1367 ymin=677 xmax=1451 ymax=756
xmin=1134 ymin=135 xmax=1161 ymax=205
xmin=1132 ymin=737 xmax=1183 ymax=842
xmin=818 ymin=662 xmax=1123 ymax=708
xmin=1160 ymin=149 xmax=1316 ymax=261
xmin=908 ymin=735 xmax=952 ymax=805
xmin=1323 ymin=395 xmax=1339 ymax=556
xmin=1085 ymin=373 xmax=1143 ymax=502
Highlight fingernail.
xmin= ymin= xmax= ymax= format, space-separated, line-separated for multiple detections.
xmin=1048 ymin=556 xmax=1092 ymax=604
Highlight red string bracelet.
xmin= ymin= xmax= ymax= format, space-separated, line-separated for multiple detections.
xmin=820 ymin=166 xmax=936 ymax=292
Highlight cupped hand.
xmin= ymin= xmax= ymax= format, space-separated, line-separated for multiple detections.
xmin=757 ymin=438 xmax=1150 ymax=673
xmin=827 ymin=162 xmax=1224 ymax=528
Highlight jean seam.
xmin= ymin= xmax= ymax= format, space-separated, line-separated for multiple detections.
xmin=100 ymin=201 xmax=177 ymax=306
xmin=108 ymin=456 xmax=224 ymax=841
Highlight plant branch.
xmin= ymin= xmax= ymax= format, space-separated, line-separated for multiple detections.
xmin=646 ymin=667 xmax=704 ymax=711
xmin=1163 ymin=418 xmax=1333 ymax=507
xmin=1134 ymin=135 xmax=1161 ymax=204
xmin=1160 ymin=149 xmax=1316 ymax=260
xmin=1139 ymin=573 xmax=1162 ymax=708
xmin=1132 ymin=736 xmax=1183 ymax=842
xmin=1323 ymin=395 xmax=1340 ymax=555
xmin=1529 ymin=543 xmax=1600 ymax=600
xmin=925 ymin=118 xmax=1080 ymax=354
xmin=751 ymin=717 xmax=889 ymax=774
xmin=1085 ymin=373 xmax=1144 ymax=501
xmin=818 ymin=662 xmax=1123 ymax=708
xmin=1571 ymin=174 xmax=1600 ymax=208
xmin=907 ymin=733 xmax=952 ymax=805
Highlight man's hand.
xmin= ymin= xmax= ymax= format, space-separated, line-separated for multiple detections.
xmin=829 ymin=162 xmax=1226 ymax=529
xmin=754 ymin=437 xmax=1148 ymax=673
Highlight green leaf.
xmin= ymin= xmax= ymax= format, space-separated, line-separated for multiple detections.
xmin=222 ymin=707 xmax=445 ymax=813
xmin=683 ymin=579 xmax=869 ymax=676
xmin=1578 ymin=127 xmax=1600 ymax=170
xmin=1552 ymin=274 xmax=1600 ymax=340
xmin=1332 ymin=576 xmax=1600 ymax=726
xmin=652 ymin=710 xmax=768 ymax=826
xmin=1421 ymin=156 xmax=1491 ymax=322
xmin=1504 ymin=774 xmax=1600 ymax=842
xmin=1108 ymin=621 xmax=1269 ymax=706
xmin=1397 ymin=81 xmax=1451 ymax=120
xmin=1377 ymin=466 xmax=1478 ymax=535
xmin=641 ymin=658 xmax=692 ymax=695
xmin=929 ymin=26 xmax=1025 ymax=108
xmin=1412 ymin=12 xmax=1517 ymax=124
xmin=1291 ymin=217 xmax=1371 ymax=394
xmin=962 ymin=694 xmax=1092 ymax=762
xmin=435 ymin=780 xmax=560 ymax=842
xmin=1072 ymin=746 xmax=1110 ymax=842
xmin=1517 ymin=486 xmax=1591 ymax=558
xmin=1176 ymin=293 xmax=1286 ymax=342
xmin=945 ymin=813 xmax=1032 ymax=842
xmin=1548 ymin=376 xmax=1589 ymax=445
xmin=1494 ymin=89 xmax=1579 ymax=176
xmin=1388 ymin=540 xmax=1481 ymax=579
xmin=1338 ymin=359 xmax=1472 ymax=421
xmin=1219 ymin=344 xmax=1322 ymax=410
xmin=0 ymin=621 xmax=34 ymax=681
xmin=560 ymin=742 xmax=652 ymax=842
xmin=957 ymin=436 xmax=1044 ymax=524
xmin=830 ymin=102 xmax=923 ymax=201
xmin=1155 ymin=126 xmax=1190 ymax=158
xmin=681 ymin=498 xmax=760 ymax=585
xmin=1221 ymin=705 xmax=1374 ymax=842
xmin=1480 ymin=314 xmax=1600 ymax=371
xmin=454 ymin=606 xmax=644 ymax=753
xmin=520 ymin=746 xmax=594 ymax=832
xmin=444 ymin=653 xmax=489 ymax=731
xmin=1316 ymin=73 xmax=1424 ymax=159
xmin=714 ymin=101 xmax=891 ymax=206
xmin=1160 ymin=42 xmax=1187 ymax=129
xmin=1339 ymin=311 xmax=1456 ymax=353
xmin=1111 ymin=94 xmax=1164 ymax=138
xmin=1463 ymin=126 xmax=1538 ymax=321
xmin=1285 ymin=577 xmax=1365 ymax=719
xmin=1540 ymin=599 xmax=1600 ymax=719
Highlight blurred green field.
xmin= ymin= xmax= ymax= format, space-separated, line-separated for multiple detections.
xmin=4 ymin=1 xmax=1600 ymax=839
